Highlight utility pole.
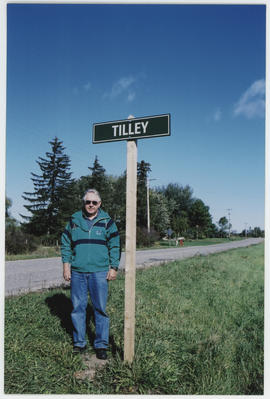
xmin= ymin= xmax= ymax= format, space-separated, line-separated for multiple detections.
xmin=147 ymin=177 xmax=157 ymax=233
xmin=226 ymin=208 xmax=232 ymax=238
xmin=245 ymin=222 xmax=248 ymax=238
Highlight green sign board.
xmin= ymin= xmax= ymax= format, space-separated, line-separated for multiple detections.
xmin=92 ymin=114 xmax=170 ymax=144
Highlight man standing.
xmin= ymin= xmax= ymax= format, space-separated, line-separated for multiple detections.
xmin=61 ymin=189 xmax=120 ymax=360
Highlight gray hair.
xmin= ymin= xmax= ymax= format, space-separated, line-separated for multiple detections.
xmin=83 ymin=189 xmax=101 ymax=202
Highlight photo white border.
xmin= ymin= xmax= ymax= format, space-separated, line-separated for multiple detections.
xmin=1 ymin=1 xmax=268 ymax=398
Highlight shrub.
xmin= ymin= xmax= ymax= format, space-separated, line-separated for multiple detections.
xmin=5 ymin=226 xmax=39 ymax=254
xmin=136 ymin=227 xmax=160 ymax=247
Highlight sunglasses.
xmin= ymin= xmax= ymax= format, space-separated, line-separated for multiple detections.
xmin=84 ymin=200 xmax=99 ymax=206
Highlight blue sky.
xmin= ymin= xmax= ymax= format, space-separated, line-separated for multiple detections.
xmin=5 ymin=2 xmax=266 ymax=233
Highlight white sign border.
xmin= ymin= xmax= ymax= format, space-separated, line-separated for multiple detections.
xmin=92 ymin=113 xmax=171 ymax=144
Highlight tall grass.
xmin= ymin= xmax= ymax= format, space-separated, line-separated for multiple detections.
xmin=5 ymin=243 xmax=264 ymax=394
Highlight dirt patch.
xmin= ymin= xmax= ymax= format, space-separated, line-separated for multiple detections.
xmin=74 ymin=352 xmax=109 ymax=381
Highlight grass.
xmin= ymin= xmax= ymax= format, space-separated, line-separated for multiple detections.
xmin=5 ymin=246 xmax=61 ymax=261
xmin=5 ymin=243 xmax=264 ymax=394
xmin=5 ymin=237 xmax=244 ymax=260
xmin=153 ymin=236 xmax=244 ymax=249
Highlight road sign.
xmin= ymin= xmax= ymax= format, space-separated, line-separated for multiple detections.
xmin=167 ymin=228 xmax=173 ymax=237
xmin=92 ymin=113 xmax=170 ymax=144
xmin=91 ymin=113 xmax=171 ymax=364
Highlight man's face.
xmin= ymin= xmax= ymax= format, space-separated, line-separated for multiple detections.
xmin=84 ymin=193 xmax=101 ymax=217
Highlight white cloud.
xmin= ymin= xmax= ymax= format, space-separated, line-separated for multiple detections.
xmin=72 ymin=81 xmax=92 ymax=95
xmin=72 ymin=87 xmax=79 ymax=95
xmin=214 ymin=108 xmax=222 ymax=121
xmin=104 ymin=75 xmax=136 ymax=101
xmin=234 ymin=79 xmax=265 ymax=119
xmin=83 ymin=82 xmax=92 ymax=91
xmin=127 ymin=91 xmax=136 ymax=102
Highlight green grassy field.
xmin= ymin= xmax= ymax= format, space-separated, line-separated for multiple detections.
xmin=5 ymin=243 xmax=264 ymax=394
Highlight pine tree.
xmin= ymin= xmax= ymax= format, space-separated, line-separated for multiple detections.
xmin=109 ymin=173 xmax=126 ymax=229
xmin=137 ymin=160 xmax=151 ymax=227
xmin=88 ymin=156 xmax=106 ymax=191
xmin=188 ymin=199 xmax=213 ymax=238
xmin=21 ymin=137 xmax=74 ymax=240
xmin=88 ymin=156 xmax=111 ymax=208
xmin=71 ymin=156 xmax=108 ymax=211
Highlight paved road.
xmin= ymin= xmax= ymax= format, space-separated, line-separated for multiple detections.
xmin=5 ymin=238 xmax=263 ymax=296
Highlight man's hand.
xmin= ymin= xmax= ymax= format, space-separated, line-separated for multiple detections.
xmin=63 ymin=263 xmax=71 ymax=281
xmin=107 ymin=268 xmax=117 ymax=281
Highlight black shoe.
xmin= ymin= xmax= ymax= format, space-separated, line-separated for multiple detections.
xmin=96 ymin=348 xmax=107 ymax=360
xmin=73 ymin=346 xmax=86 ymax=354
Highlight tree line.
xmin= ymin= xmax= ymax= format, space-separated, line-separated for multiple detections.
xmin=5 ymin=137 xmax=264 ymax=254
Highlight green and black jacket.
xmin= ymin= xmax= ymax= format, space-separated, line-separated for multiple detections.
xmin=61 ymin=209 xmax=120 ymax=273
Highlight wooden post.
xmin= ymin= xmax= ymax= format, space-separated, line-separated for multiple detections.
xmin=124 ymin=138 xmax=137 ymax=363
xmin=92 ymin=113 xmax=170 ymax=362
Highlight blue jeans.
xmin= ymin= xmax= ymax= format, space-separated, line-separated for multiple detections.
xmin=71 ymin=270 xmax=109 ymax=349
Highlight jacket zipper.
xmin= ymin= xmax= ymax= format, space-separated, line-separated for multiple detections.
xmin=87 ymin=217 xmax=108 ymax=265
xmin=88 ymin=217 xmax=107 ymax=238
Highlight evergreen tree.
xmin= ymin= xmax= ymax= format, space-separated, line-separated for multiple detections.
xmin=106 ymin=174 xmax=126 ymax=226
xmin=87 ymin=156 xmax=111 ymax=208
xmin=137 ymin=160 xmax=151 ymax=227
xmin=74 ymin=156 xmax=116 ymax=214
xmin=5 ymin=196 xmax=17 ymax=229
xmin=88 ymin=156 xmax=106 ymax=189
xmin=6 ymin=197 xmax=12 ymax=218
xmin=72 ymin=175 xmax=91 ymax=210
xmin=21 ymin=137 xmax=74 ymax=240
xmin=188 ymin=199 xmax=213 ymax=238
